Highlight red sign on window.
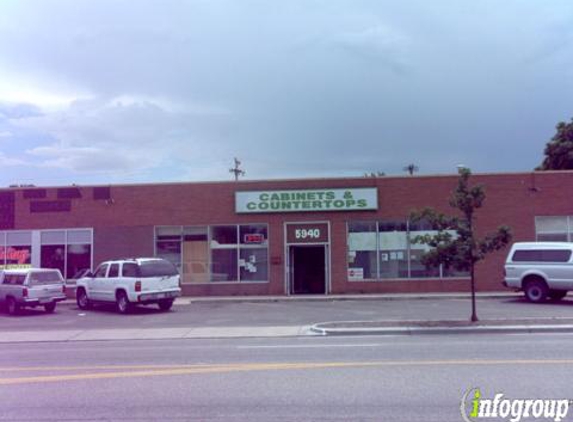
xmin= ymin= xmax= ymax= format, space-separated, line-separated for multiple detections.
xmin=244 ymin=234 xmax=265 ymax=244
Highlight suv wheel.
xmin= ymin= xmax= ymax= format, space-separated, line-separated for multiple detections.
xmin=76 ymin=288 xmax=91 ymax=310
xmin=6 ymin=297 xmax=20 ymax=316
xmin=524 ymin=278 xmax=549 ymax=303
xmin=158 ymin=299 xmax=174 ymax=312
xmin=116 ymin=291 xmax=132 ymax=314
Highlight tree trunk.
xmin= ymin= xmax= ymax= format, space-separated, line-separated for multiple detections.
xmin=470 ymin=262 xmax=478 ymax=322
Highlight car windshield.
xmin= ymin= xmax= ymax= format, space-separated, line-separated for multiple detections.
xmin=138 ymin=260 xmax=179 ymax=278
xmin=28 ymin=271 xmax=63 ymax=285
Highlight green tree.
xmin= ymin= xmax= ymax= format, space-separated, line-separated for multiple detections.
xmin=409 ymin=168 xmax=512 ymax=322
xmin=537 ymin=117 xmax=573 ymax=170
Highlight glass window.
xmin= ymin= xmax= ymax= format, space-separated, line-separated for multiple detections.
xmin=512 ymin=249 xmax=572 ymax=263
xmin=379 ymin=222 xmax=409 ymax=279
xmin=41 ymin=245 xmax=66 ymax=277
xmin=211 ymin=226 xmax=238 ymax=246
xmin=347 ymin=220 xmax=468 ymax=281
xmin=67 ymin=244 xmax=91 ymax=279
xmin=347 ymin=221 xmax=377 ymax=279
xmin=156 ymin=240 xmax=181 ymax=270
xmin=211 ymin=249 xmax=238 ymax=281
xmin=408 ymin=221 xmax=440 ymax=278
xmin=7 ymin=231 xmax=31 ymax=246
xmin=108 ymin=263 xmax=120 ymax=278
xmin=3 ymin=274 xmax=26 ymax=285
xmin=5 ymin=246 xmax=31 ymax=268
xmin=41 ymin=231 xmax=66 ymax=244
xmin=240 ymin=248 xmax=268 ymax=282
xmin=240 ymin=224 xmax=268 ymax=246
xmin=536 ymin=216 xmax=569 ymax=241
xmin=122 ymin=263 xmax=138 ymax=278
xmin=29 ymin=270 xmax=63 ymax=285
xmin=156 ymin=226 xmax=182 ymax=241
xmin=138 ymin=260 xmax=179 ymax=277
xmin=94 ymin=264 xmax=108 ymax=277
xmin=182 ymin=226 xmax=209 ymax=284
xmin=67 ymin=229 xmax=92 ymax=244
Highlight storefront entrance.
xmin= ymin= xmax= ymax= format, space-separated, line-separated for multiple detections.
xmin=289 ymin=245 xmax=326 ymax=294
xmin=285 ymin=222 xmax=330 ymax=295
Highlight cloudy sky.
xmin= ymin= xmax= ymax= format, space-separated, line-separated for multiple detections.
xmin=0 ymin=0 xmax=572 ymax=187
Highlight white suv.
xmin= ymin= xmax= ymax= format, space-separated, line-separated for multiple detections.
xmin=504 ymin=242 xmax=573 ymax=303
xmin=76 ymin=258 xmax=181 ymax=313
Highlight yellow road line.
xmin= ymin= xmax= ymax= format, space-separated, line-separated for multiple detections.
xmin=1 ymin=359 xmax=573 ymax=385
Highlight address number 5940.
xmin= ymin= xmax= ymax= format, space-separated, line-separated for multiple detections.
xmin=295 ymin=229 xmax=321 ymax=239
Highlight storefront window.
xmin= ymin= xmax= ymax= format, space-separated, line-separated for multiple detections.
xmin=536 ymin=216 xmax=569 ymax=241
xmin=408 ymin=221 xmax=440 ymax=278
xmin=0 ymin=229 xmax=92 ymax=277
xmin=239 ymin=248 xmax=268 ymax=282
xmin=66 ymin=244 xmax=91 ymax=279
xmin=6 ymin=231 xmax=32 ymax=268
xmin=211 ymin=225 xmax=238 ymax=246
xmin=211 ymin=249 xmax=238 ymax=282
xmin=347 ymin=221 xmax=377 ymax=279
xmin=182 ymin=226 xmax=209 ymax=283
xmin=379 ymin=222 xmax=409 ymax=279
xmin=240 ymin=224 xmax=268 ymax=246
xmin=156 ymin=224 xmax=269 ymax=284
xmin=347 ymin=220 xmax=468 ymax=281
xmin=156 ymin=226 xmax=182 ymax=270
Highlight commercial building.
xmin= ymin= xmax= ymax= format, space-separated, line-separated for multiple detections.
xmin=0 ymin=170 xmax=570 ymax=296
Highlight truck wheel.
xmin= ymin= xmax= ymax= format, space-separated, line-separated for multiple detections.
xmin=548 ymin=290 xmax=567 ymax=301
xmin=44 ymin=302 xmax=56 ymax=313
xmin=76 ymin=288 xmax=91 ymax=310
xmin=116 ymin=291 xmax=132 ymax=314
xmin=6 ymin=297 xmax=20 ymax=316
xmin=158 ymin=299 xmax=174 ymax=311
xmin=524 ymin=278 xmax=549 ymax=303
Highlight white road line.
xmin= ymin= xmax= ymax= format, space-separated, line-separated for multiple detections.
xmin=237 ymin=343 xmax=383 ymax=349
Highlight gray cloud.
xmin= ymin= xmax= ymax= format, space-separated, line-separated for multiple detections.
xmin=0 ymin=0 xmax=571 ymax=186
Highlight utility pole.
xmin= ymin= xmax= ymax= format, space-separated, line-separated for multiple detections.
xmin=229 ymin=157 xmax=245 ymax=181
xmin=403 ymin=163 xmax=419 ymax=176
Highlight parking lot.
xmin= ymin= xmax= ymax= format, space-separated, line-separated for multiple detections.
xmin=3 ymin=295 xmax=573 ymax=333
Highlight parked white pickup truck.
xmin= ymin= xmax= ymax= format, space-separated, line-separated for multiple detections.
xmin=504 ymin=242 xmax=573 ymax=303
xmin=76 ymin=257 xmax=181 ymax=314
xmin=0 ymin=268 xmax=66 ymax=315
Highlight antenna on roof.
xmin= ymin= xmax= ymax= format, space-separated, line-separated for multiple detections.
xmin=229 ymin=157 xmax=246 ymax=181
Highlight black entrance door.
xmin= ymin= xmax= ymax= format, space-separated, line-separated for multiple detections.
xmin=291 ymin=245 xmax=326 ymax=294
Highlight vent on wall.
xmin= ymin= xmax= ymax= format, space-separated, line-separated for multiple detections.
xmin=23 ymin=189 xmax=47 ymax=199
xmin=0 ymin=191 xmax=15 ymax=229
xmin=30 ymin=200 xmax=72 ymax=213
xmin=57 ymin=187 xmax=82 ymax=199
xmin=93 ymin=187 xmax=111 ymax=200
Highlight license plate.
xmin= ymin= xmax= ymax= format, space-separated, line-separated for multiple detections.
xmin=39 ymin=298 xmax=51 ymax=304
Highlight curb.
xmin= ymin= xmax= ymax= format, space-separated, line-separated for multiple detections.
xmin=60 ymin=292 xmax=522 ymax=305
xmin=310 ymin=323 xmax=573 ymax=336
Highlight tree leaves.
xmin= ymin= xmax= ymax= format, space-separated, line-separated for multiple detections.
xmin=538 ymin=117 xmax=573 ymax=170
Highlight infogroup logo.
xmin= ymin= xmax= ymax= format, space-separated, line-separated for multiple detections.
xmin=461 ymin=388 xmax=570 ymax=422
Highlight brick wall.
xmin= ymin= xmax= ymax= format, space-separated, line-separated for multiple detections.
xmin=6 ymin=170 xmax=573 ymax=296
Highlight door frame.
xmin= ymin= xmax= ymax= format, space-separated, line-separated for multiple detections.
xmin=284 ymin=221 xmax=331 ymax=296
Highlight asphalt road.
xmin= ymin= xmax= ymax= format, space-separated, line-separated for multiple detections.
xmin=3 ymin=296 xmax=573 ymax=332
xmin=2 ymin=333 xmax=573 ymax=421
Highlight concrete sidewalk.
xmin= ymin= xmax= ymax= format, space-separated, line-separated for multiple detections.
xmin=3 ymin=292 xmax=573 ymax=343
xmin=0 ymin=325 xmax=313 ymax=343
xmin=59 ymin=291 xmax=522 ymax=305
